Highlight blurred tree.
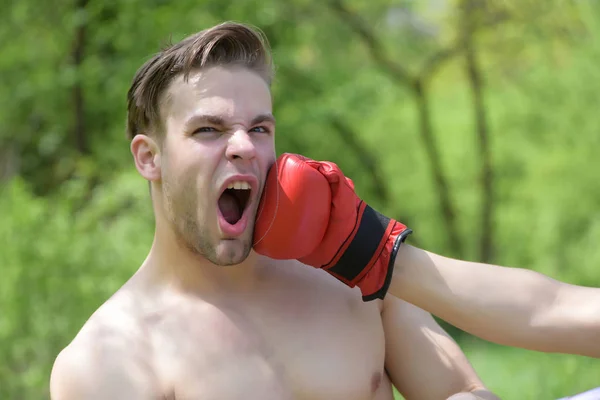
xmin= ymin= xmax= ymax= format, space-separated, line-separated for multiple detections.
xmin=329 ymin=0 xmax=484 ymax=258
xmin=459 ymin=0 xmax=495 ymax=262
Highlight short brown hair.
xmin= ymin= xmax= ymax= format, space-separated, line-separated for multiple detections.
xmin=126 ymin=21 xmax=274 ymax=141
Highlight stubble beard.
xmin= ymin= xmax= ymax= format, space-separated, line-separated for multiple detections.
xmin=164 ymin=174 xmax=253 ymax=267
xmin=178 ymin=211 xmax=254 ymax=267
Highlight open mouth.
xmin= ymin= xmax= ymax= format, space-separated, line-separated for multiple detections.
xmin=218 ymin=182 xmax=252 ymax=226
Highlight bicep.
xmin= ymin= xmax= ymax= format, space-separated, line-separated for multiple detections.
xmin=50 ymin=340 xmax=158 ymax=400
xmin=381 ymin=295 xmax=487 ymax=400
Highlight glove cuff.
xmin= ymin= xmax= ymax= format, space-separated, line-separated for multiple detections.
xmin=324 ymin=201 xmax=412 ymax=300
xmin=361 ymin=225 xmax=412 ymax=301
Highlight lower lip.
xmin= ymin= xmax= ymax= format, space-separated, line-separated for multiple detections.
xmin=217 ymin=202 xmax=251 ymax=238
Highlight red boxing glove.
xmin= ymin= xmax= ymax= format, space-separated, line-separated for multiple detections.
xmin=253 ymin=153 xmax=412 ymax=301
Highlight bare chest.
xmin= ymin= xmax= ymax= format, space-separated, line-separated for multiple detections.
xmin=149 ymin=277 xmax=390 ymax=400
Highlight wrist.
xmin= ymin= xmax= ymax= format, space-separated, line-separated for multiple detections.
xmin=359 ymin=222 xmax=411 ymax=301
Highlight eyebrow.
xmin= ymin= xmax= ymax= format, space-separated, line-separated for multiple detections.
xmin=251 ymin=113 xmax=276 ymax=126
xmin=184 ymin=113 xmax=276 ymax=129
xmin=184 ymin=114 xmax=225 ymax=128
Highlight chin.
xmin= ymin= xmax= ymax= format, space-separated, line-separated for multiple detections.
xmin=212 ymin=238 xmax=253 ymax=266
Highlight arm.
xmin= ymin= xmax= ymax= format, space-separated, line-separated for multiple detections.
xmin=388 ymin=244 xmax=600 ymax=357
xmin=50 ymin=338 xmax=159 ymax=400
xmin=252 ymin=153 xmax=600 ymax=357
xmin=382 ymin=295 xmax=500 ymax=400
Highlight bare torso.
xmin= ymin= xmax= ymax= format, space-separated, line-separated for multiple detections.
xmin=74 ymin=257 xmax=394 ymax=400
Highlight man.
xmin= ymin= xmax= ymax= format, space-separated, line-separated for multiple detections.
xmin=50 ymin=22 xmax=500 ymax=400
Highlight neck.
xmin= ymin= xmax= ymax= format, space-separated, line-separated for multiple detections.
xmin=138 ymin=224 xmax=263 ymax=296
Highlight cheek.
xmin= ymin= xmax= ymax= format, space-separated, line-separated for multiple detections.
xmin=256 ymin=142 xmax=276 ymax=170
xmin=190 ymin=169 xmax=218 ymax=220
xmin=168 ymin=165 xmax=202 ymax=211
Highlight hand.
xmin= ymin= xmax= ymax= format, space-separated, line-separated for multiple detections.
xmin=253 ymin=153 xmax=412 ymax=301
xmin=446 ymin=391 xmax=501 ymax=400
xmin=447 ymin=394 xmax=480 ymax=400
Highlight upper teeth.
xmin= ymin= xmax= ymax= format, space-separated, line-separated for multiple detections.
xmin=227 ymin=181 xmax=251 ymax=190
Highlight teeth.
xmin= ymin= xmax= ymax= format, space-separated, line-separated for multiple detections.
xmin=227 ymin=181 xmax=251 ymax=190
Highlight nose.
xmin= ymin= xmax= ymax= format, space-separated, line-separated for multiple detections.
xmin=225 ymin=129 xmax=257 ymax=161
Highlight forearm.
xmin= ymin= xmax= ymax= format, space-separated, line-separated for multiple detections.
xmin=540 ymin=282 xmax=600 ymax=356
xmin=388 ymin=244 xmax=600 ymax=357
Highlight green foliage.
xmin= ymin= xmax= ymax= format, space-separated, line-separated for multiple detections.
xmin=2 ymin=0 xmax=600 ymax=398
xmin=0 ymin=173 xmax=154 ymax=398
xmin=453 ymin=339 xmax=600 ymax=400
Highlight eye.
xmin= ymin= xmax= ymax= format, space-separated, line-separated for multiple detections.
xmin=193 ymin=127 xmax=217 ymax=134
xmin=251 ymin=126 xmax=271 ymax=134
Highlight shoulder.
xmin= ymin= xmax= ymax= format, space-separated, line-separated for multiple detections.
xmin=50 ymin=294 xmax=159 ymax=399
xmin=263 ymin=257 xmax=384 ymax=314
xmin=50 ymin=336 xmax=159 ymax=400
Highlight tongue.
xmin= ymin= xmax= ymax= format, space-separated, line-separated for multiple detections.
xmin=218 ymin=191 xmax=242 ymax=225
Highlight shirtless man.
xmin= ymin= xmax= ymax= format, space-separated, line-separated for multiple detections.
xmin=49 ymin=22 xmax=499 ymax=400
xmin=50 ymin=20 xmax=599 ymax=400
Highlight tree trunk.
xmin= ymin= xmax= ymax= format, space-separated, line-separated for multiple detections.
xmin=0 ymin=143 xmax=19 ymax=183
xmin=463 ymin=0 xmax=495 ymax=262
xmin=413 ymin=81 xmax=463 ymax=257
xmin=72 ymin=0 xmax=89 ymax=154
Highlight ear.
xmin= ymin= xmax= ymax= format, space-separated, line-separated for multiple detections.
xmin=131 ymin=134 xmax=162 ymax=182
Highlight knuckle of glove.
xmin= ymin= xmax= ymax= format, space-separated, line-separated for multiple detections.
xmin=254 ymin=154 xmax=331 ymax=260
